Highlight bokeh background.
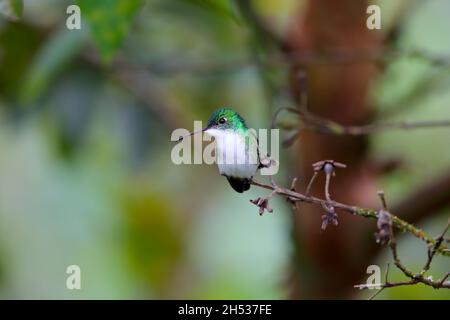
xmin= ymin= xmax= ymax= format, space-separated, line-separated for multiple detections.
xmin=0 ymin=0 xmax=449 ymax=299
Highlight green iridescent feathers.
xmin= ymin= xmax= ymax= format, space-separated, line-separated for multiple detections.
xmin=206 ymin=108 xmax=247 ymax=131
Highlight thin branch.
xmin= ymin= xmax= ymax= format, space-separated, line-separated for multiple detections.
xmin=249 ymin=178 xmax=449 ymax=256
xmin=439 ymin=272 xmax=450 ymax=287
xmin=250 ymin=172 xmax=449 ymax=294
xmin=387 ymin=217 xmax=450 ymax=289
xmin=305 ymin=171 xmax=318 ymax=196
xmin=378 ymin=191 xmax=388 ymax=211
xmin=354 ymin=279 xmax=418 ymax=291
xmin=270 ymin=70 xmax=450 ymax=137
xmin=282 ymin=107 xmax=450 ymax=137
xmin=318 ymin=119 xmax=450 ymax=135
xmin=366 ymin=264 xmax=391 ymax=299
xmin=138 ymin=48 xmax=450 ymax=75
xmin=367 ymin=284 xmax=385 ymax=300
xmin=422 ymin=219 xmax=450 ymax=274
xmin=356 ymin=214 xmax=450 ymax=294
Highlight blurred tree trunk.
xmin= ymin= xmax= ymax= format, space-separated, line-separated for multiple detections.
xmin=287 ymin=0 xmax=382 ymax=298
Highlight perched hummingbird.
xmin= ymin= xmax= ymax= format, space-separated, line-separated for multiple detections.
xmin=179 ymin=108 xmax=261 ymax=193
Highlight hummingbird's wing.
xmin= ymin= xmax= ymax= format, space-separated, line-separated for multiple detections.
xmin=248 ymin=129 xmax=263 ymax=168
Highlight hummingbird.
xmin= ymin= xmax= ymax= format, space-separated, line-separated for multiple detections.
xmin=179 ymin=108 xmax=261 ymax=193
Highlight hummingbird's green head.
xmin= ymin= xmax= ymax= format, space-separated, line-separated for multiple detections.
xmin=176 ymin=108 xmax=247 ymax=142
xmin=206 ymin=108 xmax=247 ymax=132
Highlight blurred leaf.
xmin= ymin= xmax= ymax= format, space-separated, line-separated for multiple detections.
xmin=0 ymin=0 xmax=23 ymax=20
xmin=78 ymin=0 xmax=143 ymax=63
xmin=0 ymin=23 xmax=42 ymax=102
xmin=179 ymin=0 xmax=237 ymax=21
xmin=122 ymin=186 xmax=183 ymax=295
xmin=21 ymin=28 xmax=86 ymax=103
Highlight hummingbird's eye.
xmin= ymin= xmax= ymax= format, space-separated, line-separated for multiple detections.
xmin=218 ymin=117 xmax=227 ymax=124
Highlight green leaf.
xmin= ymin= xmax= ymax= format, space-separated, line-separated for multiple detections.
xmin=20 ymin=28 xmax=86 ymax=103
xmin=77 ymin=0 xmax=143 ymax=64
xmin=0 ymin=0 xmax=23 ymax=20
xmin=10 ymin=0 xmax=21 ymax=15
xmin=183 ymin=0 xmax=236 ymax=19
xmin=172 ymin=0 xmax=239 ymax=23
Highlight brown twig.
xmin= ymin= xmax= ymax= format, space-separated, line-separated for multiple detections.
xmin=305 ymin=171 xmax=318 ymax=196
xmin=250 ymin=170 xmax=449 ymax=294
xmin=354 ymin=279 xmax=419 ymax=291
xmin=278 ymin=107 xmax=450 ymax=138
xmin=422 ymin=219 xmax=450 ymax=274
xmin=387 ymin=217 xmax=450 ymax=289
xmin=134 ymin=48 xmax=450 ymax=75
xmin=355 ymin=216 xmax=450 ymax=296
xmin=249 ymin=178 xmax=449 ymax=257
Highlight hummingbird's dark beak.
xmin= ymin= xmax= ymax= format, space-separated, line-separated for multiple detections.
xmin=177 ymin=126 xmax=209 ymax=142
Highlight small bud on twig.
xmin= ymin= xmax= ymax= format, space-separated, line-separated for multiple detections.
xmin=375 ymin=209 xmax=392 ymax=244
xmin=250 ymin=189 xmax=277 ymax=216
xmin=375 ymin=191 xmax=392 ymax=244
xmin=321 ymin=206 xmax=338 ymax=230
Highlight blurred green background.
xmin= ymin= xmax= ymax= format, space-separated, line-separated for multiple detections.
xmin=0 ymin=0 xmax=449 ymax=299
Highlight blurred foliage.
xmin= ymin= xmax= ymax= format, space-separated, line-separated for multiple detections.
xmin=21 ymin=28 xmax=85 ymax=103
xmin=78 ymin=0 xmax=143 ymax=63
xmin=122 ymin=185 xmax=183 ymax=296
xmin=0 ymin=0 xmax=448 ymax=299
xmin=0 ymin=0 xmax=23 ymax=20
xmin=0 ymin=22 xmax=42 ymax=101
xmin=179 ymin=0 xmax=238 ymax=21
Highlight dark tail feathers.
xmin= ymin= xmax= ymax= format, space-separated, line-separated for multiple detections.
xmin=226 ymin=177 xmax=251 ymax=193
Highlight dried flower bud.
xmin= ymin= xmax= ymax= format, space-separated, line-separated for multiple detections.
xmin=324 ymin=162 xmax=334 ymax=175
xmin=250 ymin=197 xmax=273 ymax=216
xmin=321 ymin=207 xmax=338 ymax=230
xmin=375 ymin=209 xmax=392 ymax=244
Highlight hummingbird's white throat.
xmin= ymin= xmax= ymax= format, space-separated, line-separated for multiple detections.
xmin=205 ymin=128 xmax=259 ymax=179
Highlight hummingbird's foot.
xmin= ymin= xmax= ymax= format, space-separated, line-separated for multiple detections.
xmin=259 ymin=155 xmax=278 ymax=169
